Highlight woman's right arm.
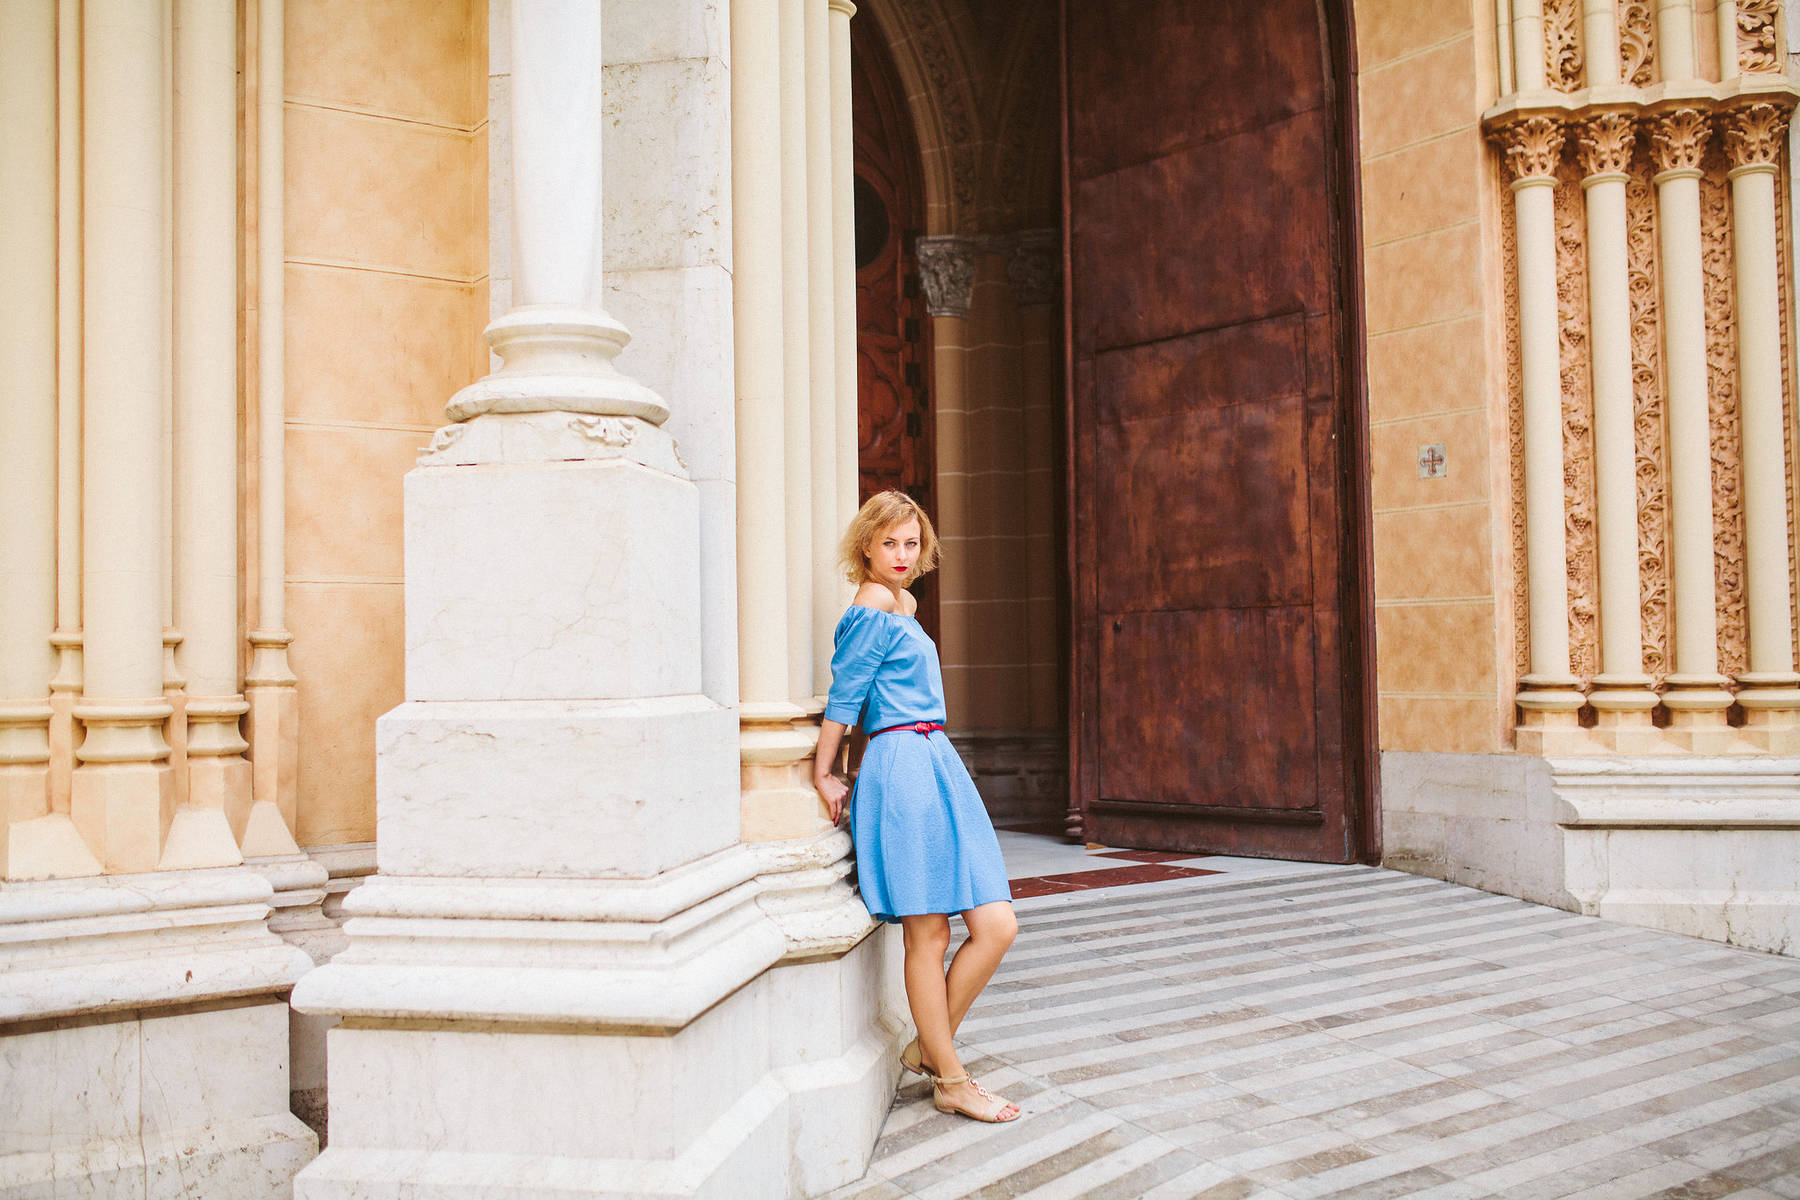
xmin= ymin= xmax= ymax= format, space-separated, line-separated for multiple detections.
xmin=814 ymin=718 xmax=851 ymax=822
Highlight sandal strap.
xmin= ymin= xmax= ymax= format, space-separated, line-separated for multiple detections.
xmin=933 ymin=1073 xmax=971 ymax=1086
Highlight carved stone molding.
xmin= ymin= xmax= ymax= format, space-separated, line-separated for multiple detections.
xmin=1627 ymin=164 xmax=1671 ymax=679
xmin=1723 ymin=102 xmax=1792 ymax=170
xmin=1701 ymin=169 xmax=1748 ymax=678
xmin=1649 ymin=108 xmax=1713 ymax=176
xmin=1578 ymin=113 xmax=1638 ymax=177
xmin=1556 ymin=159 xmax=1599 ymax=678
xmin=1498 ymin=116 xmax=1568 ymax=183
xmin=1004 ymin=229 xmax=1059 ymax=309
xmin=916 ymin=235 xmax=979 ymax=318
xmin=1738 ymin=0 xmax=1781 ymax=73
xmin=1619 ymin=1 xmax=1654 ymax=86
xmin=1546 ymin=0 xmax=1584 ymax=91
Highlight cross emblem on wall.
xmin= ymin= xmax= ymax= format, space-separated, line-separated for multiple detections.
xmin=1417 ymin=443 xmax=1447 ymax=479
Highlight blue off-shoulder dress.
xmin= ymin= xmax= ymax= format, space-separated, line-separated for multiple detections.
xmin=825 ymin=604 xmax=1012 ymax=923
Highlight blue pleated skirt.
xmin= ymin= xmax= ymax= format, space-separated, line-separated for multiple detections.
xmin=850 ymin=730 xmax=1013 ymax=923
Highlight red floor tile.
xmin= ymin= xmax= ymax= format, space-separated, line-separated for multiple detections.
xmin=1008 ymin=861 xmax=1222 ymax=900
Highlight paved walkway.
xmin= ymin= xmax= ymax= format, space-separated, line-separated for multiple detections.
xmin=827 ymin=836 xmax=1800 ymax=1200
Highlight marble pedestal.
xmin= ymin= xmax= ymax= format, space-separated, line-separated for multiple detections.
xmin=0 ymin=868 xmax=317 ymax=1197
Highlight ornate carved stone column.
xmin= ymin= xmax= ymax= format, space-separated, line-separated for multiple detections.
xmin=1501 ymin=119 xmax=1586 ymax=739
xmin=918 ymin=235 xmax=980 ymax=725
xmin=1723 ymin=101 xmax=1800 ymax=742
xmin=1650 ymin=108 xmax=1737 ymax=738
xmin=1579 ymin=114 xmax=1660 ymax=738
xmin=1718 ymin=0 xmax=1741 ymax=78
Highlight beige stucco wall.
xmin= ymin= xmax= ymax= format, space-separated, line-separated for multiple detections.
xmin=282 ymin=0 xmax=488 ymax=848
xmin=1356 ymin=0 xmax=1512 ymax=755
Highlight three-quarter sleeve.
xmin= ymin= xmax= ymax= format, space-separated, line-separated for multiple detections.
xmin=824 ymin=606 xmax=894 ymax=728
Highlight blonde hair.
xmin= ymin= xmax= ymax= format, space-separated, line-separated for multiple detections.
xmin=839 ymin=491 xmax=940 ymax=587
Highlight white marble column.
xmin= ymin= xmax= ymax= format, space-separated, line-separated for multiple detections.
xmin=1724 ymin=101 xmax=1800 ymax=734
xmin=167 ymin=0 xmax=252 ymax=872
xmin=1500 ymin=118 xmax=1586 ymax=733
xmin=918 ymin=236 xmax=980 ymax=726
xmin=1578 ymin=114 xmax=1660 ymax=734
xmin=1583 ymin=0 xmax=1622 ymax=86
xmin=289 ymin=4 xmax=894 ymax=1193
xmin=1718 ymin=0 xmax=1740 ymax=79
xmin=829 ymin=0 xmax=859 ymax=522
xmin=1658 ymin=0 xmax=1698 ymax=79
xmin=1513 ymin=0 xmax=1548 ymax=91
xmin=1650 ymin=108 xmax=1736 ymax=731
xmin=0 ymin=0 xmax=88 ymax=881
xmin=72 ymin=0 xmax=176 ymax=873
xmin=807 ymin=0 xmax=842 ymax=699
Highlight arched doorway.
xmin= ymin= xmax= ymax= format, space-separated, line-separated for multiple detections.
xmin=1064 ymin=0 xmax=1378 ymax=862
xmin=852 ymin=16 xmax=937 ymax=641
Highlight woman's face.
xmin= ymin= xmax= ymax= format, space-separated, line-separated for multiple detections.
xmin=867 ymin=518 xmax=922 ymax=584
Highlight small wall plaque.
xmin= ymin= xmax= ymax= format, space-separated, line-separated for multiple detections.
xmin=1418 ymin=443 xmax=1447 ymax=479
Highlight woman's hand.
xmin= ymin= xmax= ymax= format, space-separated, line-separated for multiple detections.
xmin=815 ymin=772 xmax=849 ymax=823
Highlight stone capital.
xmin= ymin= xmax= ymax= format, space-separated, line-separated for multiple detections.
xmin=916 ymin=235 xmax=979 ymax=318
xmin=1004 ymin=228 xmax=1060 ymax=309
xmin=1723 ymin=100 xmax=1792 ymax=171
xmin=1577 ymin=112 xmax=1637 ymax=178
xmin=1648 ymin=107 xmax=1713 ymax=176
xmin=1496 ymin=116 xmax=1567 ymax=184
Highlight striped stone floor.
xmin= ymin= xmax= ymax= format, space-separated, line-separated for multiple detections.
xmin=826 ymin=852 xmax=1800 ymax=1200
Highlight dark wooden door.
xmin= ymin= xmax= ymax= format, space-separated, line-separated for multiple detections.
xmin=853 ymin=16 xmax=938 ymax=641
xmin=1065 ymin=0 xmax=1376 ymax=861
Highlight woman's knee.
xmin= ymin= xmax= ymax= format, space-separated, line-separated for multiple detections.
xmin=902 ymin=915 xmax=952 ymax=955
xmin=968 ymin=902 xmax=1018 ymax=949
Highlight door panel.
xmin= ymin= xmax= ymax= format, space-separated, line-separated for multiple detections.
xmin=1066 ymin=0 xmax=1372 ymax=861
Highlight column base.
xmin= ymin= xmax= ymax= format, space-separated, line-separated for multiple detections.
xmin=1661 ymin=708 xmax=1755 ymax=754
xmin=70 ymin=759 xmax=175 ymax=873
xmin=741 ymin=708 xmax=825 ymax=843
xmin=1 ymin=762 xmax=102 ymax=880
xmin=1738 ymin=707 xmax=1800 ymax=753
xmin=1587 ymin=707 xmax=1667 ymax=755
xmin=293 ymin=920 xmax=901 ymax=1200
xmin=1514 ymin=707 xmax=1593 ymax=755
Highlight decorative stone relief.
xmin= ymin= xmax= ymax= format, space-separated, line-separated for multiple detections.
xmin=1555 ymin=158 xmax=1600 ymax=679
xmin=1627 ymin=162 xmax=1671 ymax=679
xmin=572 ymin=415 xmax=638 ymax=449
xmin=1779 ymin=169 xmax=1800 ymax=659
xmin=916 ymin=235 xmax=979 ymax=318
xmin=1578 ymin=113 xmax=1637 ymax=177
xmin=1618 ymin=0 xmax=1655 ymax=86
xmin=1649 ymin=109 xmax=1712 ymax=175
xmin=1504 ymin=171 xmax=1530 ymax=682
xmin=1546 ymin=0 xmax=1585 ymax=91
xmin=1723 ymin=102 xmax=1791 ymax=169
xmin=1499 ymin=116 xmax=1568 ymax=182
xmin=1738 ymin=0 xmax=1781 ymax=73
xmin=1701 ymin=164 xmax=1748 ymax=678
xmin=1005 ymin=230 xmax=1060 ymax=309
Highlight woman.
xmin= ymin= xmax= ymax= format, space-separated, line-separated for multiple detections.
xmin=813 ymin=491 xmax=1021 ymax=1124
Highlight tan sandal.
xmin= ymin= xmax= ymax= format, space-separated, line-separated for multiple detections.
xmin=900 ymin=1037 xmax=927 ymax=1077
xmin=932 ymin=1073 xmax=1020 ymax=1123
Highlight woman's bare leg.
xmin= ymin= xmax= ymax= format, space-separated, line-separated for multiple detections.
xmin=945 ymin=901 xmax=1018 ymax=1034
xmin=900 ymin=914 xmax=959 ymax=1077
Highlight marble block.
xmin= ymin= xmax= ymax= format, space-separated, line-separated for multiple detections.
xmin=375 ymin=696 xmax=738 ymax=879
xmin=0 ymin=873 xmax=317 ymax=1197
xmin=403 ymin=456 xmax=703 ymax=703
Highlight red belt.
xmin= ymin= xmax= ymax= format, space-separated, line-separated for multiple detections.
xmin=870 ymin=721 xmax=945 ymax=737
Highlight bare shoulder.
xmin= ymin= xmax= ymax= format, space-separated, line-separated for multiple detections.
xmin=899 ymin=590 xmax=918 ymax=616
xmin=851 ymin=582 xmax=898 ymax=613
